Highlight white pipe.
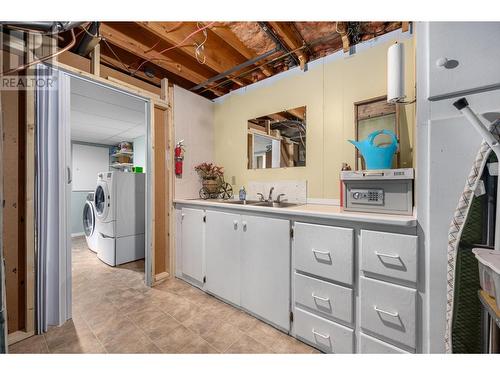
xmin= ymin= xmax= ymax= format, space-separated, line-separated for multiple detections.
xmin=454 ymin=98 xmax=500 ymax=251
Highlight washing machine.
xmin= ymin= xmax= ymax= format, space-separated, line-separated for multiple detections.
xmin=83 ymin=192 xmax=98 ymax=252
xmin=94 ymin=171 xmax=145 ymax=266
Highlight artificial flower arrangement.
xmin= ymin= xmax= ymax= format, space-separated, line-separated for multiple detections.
xmin=194 ymin=162 xmax=224 ymax=180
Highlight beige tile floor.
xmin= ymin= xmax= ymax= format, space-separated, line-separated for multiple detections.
xmin=9 ymin=237 xmax=318 ymax=354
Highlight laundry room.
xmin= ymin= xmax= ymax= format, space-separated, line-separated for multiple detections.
xmin=69 ymin=76 xmax=148 ymax=281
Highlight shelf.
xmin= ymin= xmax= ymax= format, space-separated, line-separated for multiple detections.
xmin=479 ymin=290 xmax=500 ymax=328
xmin=110 ymin=163 xmax=134 ymax=169
xmin=111 ymin=150 xmax=134 ymax=157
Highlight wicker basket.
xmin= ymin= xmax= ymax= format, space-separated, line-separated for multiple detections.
xmin=202 ymin=178 xmax=219 ymax=193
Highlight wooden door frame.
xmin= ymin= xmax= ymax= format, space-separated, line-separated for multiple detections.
xmin=53 ymin=63 xmax=173 ymax=287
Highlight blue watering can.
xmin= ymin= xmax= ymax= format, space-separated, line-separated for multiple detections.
xmin=349 ymin=130 xmax=398 ymax=170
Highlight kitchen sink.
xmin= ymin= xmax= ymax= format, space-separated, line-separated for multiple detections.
xmin=221 ymin=199 xmax=262 ymax=205
xmin=252 ymin=201 xmax=302 ymax=208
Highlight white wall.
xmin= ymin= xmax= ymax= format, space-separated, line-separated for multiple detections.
xmin=416 ymin=22 xmax=500 ymax=353
xmin=133 ymin=135 xmax=146 ymax=172
xmin=72 ymin=143 xmax=109 ymax=191
xmin=71 ymin=143 xmax=110 ymax=235
xmin=173 ymin=85 xmax=215 ymax=199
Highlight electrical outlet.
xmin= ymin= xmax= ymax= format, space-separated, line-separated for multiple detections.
xmin=231 ymin=176 xmax=236 ymax=185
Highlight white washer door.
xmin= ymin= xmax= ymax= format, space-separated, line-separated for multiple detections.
xmin=82 ymin=201 xmax=95 ymax=237
xmin=94 ymin=181 xmax=110 ymax=221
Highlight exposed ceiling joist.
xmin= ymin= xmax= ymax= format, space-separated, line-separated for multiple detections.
xmin=268 ymin=22 xmax=308 ymax=69
xmin=136 ymin=22 xmax=253 ymax=87
xmin=57 ymin=21 xmax=406 ymax=99
xmin=335 ymin=22 xmax=352 ymax=53
xmin=211 ymin=23 xmax=275 ymax=77
xmin=99 ymin=23 xmax=227 ymax=96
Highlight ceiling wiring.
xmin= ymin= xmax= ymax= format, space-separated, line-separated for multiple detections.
xmin=194 ymin=22 xmax=208 ymax=64
xmin=156 ymin=21 xmax=214 ymax=55
xmin=101 ymin=37 xmax=132 ymax=74
xmin=130 ymin=21 xmax=215 ymax=76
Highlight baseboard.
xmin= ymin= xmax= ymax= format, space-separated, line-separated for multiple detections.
xmin=71 ymin=232 xmax=85 ymax=238
xmin=8 ymin=330 xmax=35 ymax=346
xmin=152 ymin=271 xmax=170 ymax=286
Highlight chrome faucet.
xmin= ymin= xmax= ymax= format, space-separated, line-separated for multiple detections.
xmin=268 ymin=187 xmax=275 ymax=202
xmin=276 ymin=193 xmax=287 ymax=203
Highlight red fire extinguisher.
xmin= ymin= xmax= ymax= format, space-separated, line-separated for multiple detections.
xmin=175 ymin=140 xmax=185 ymax=176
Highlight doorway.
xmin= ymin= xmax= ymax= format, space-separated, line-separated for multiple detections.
xmin=68 ymin=74 xmax=151 ymax=315
xmin=35 ymin=67 xmax=153 ymax=331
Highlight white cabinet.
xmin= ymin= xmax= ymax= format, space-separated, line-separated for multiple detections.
xmin=428 ymin=22 xmax=500 ymax=99
xmin=205 ymin=210 xmax=241 ymax=305
xmin=294 ymin=307 xmax=354 ymax=354
xmin=241 ymin=215 xmax=290 ymax=331
xmin=359 ymin=333 xmax=410 ymax=354
xmin=180 ymin=208 xmax=205 ymax=284
xmin=361 ymin=230 xmax=418 ymax=283
xmin=360 ymin=276 xmax=416 ymax=351
xmin=294 ymin=272 xmax=353 ymax=325
xmin=294 ymin=222 xmax=353 ymax=285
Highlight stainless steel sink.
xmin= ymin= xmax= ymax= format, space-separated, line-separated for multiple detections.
xmin=252 ymin=201 xmax=302 ymax=208
xmin=221 ymin=200 xmax=261 ymax=205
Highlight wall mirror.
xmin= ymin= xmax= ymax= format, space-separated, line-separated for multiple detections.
xmin=247 ymin=106 xmax=306 ymax=169
xmin=354 ymin=96 xmax=400 ymax=170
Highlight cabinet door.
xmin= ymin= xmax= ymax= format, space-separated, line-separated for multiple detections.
xmin=181 ymin=208 xmax=205 ymax=284
xmin=241 ymin=215 xmax=290 ymax=331
xmin=205 ymin=210 xmax=241 ymax=305
xmin=428 ymin=22 xmax=500 ymax=99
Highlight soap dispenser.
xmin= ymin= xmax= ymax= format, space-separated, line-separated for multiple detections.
xmin=239 ymin=186 xmax=247 ymax=201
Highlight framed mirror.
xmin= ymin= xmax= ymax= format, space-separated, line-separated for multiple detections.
xmin=354 ymin=96 xmax=400 ymax=170
xmin=247 ymin=106 xmax=306 ymax=169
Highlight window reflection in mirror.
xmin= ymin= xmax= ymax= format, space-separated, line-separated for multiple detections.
xmin=247 ymin=106 xmax=306 ymax=169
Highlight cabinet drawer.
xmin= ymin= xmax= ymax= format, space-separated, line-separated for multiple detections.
xmin=360 ymin=277 xmax=416 ymax=349
xmin=361 ymin=230 xmax=417 ymax=283
xmin=294 ymin=272 xmax=353 ymax=325
xmin=294 ymin=222 xmax=353 ymax=285
xmin=294 ymin=307 xmax=354 ymax=353
xmin=359 ymin=333 xmax=411 ymax=354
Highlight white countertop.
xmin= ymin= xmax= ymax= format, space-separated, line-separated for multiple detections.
xmin=174 ymin=199 xmax=417 ymax=227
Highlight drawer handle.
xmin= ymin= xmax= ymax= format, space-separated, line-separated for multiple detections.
xmin=312 ymin=329 xmax=330 ymax=340
xmin=375 ymin=251 xmax=400 ymax=259
xmin=374 ymin=305 xmax=399 ymax=317
xmin=312 ymin=249 xmax=331 ymax=256
xmin=233 ymin=220 xmax=238 ymax=230
xmin=312 ymin=293 xmax=330 ymax=302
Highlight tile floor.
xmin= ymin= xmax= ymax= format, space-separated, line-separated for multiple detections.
xmin=9 ymin=237 xmax=318 ymax=354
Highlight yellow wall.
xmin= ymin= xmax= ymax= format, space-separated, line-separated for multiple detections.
xmin=214 ymin=35 xmax=415 ymax=199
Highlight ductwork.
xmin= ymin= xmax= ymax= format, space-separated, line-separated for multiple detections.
xmin=74 ymin=22 xmax=101 ymax=57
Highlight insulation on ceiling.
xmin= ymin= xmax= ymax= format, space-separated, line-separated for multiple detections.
xmin=223 ymin=22 xmax=275 ymax=55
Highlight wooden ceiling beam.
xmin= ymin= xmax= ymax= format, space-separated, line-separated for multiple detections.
xmin=336 ymin=22 xmax=351 ymax=53
xmin=99 ymin=40 xmax=194 ymax=89
xmin=99 ymin=23 xmax=226 ymax=96
xmin=268 ymin=22 xmax=308 ymax=69
xmin=285 ymin=107 xmax=306 ymax=121
xmin=136 ymin=22 xmax=253 ymax=86
xmin=211 ymin=23 xmax=275 ymax=77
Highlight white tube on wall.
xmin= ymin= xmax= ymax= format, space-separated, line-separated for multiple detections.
xmin=387 ymin=42 xmax=405 ymax=103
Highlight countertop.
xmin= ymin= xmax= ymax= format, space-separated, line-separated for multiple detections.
xmin=174 ymin=199 xmax=417 ymax=227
